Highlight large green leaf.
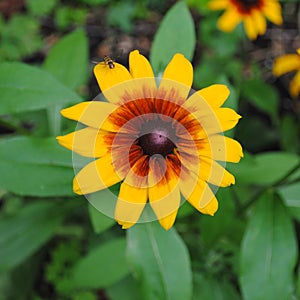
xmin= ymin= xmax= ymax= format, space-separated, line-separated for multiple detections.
xmin=43 ymin=28 xmax=88 ymax=91
xmin=88 ymin=203 xmax=115 ymax=234
xmin=72 ymin=237 xmax=129 ymax=288
xmin=150 ymin=1 xmax=196 ymax=74
xmin=0 ymin=136 xmax=74 ymax=196
xmin=228 ymin=152 xmax=300 ymax=186
xmin=127 ymin=221 xmax=192 ymax=300
xmin=239 ymin=192 xmax=297 ymax=300
xmin=106 ymin=275 xmax=142 ymax=300
xmin=193 ymin=273 xmax=240 ymax=300
xmin=278 ymin=182 xmax=300 ymax=221
xmin=200 ymin=189 xmax=245 ymax=248
xmin=0 ymin=62 xmax=81 ymax=115
xmin=0 ymin=201 xmax=75 ymax=273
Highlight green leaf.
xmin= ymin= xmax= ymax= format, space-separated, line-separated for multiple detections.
xmin=88 ymin=204 xmax=115 ymax=233
xmin=279 ymin=114 xmax=299 ymax=153
xmin=0 ymin=136 xmax=74 ymax=196
xmin=0 ymin=62 xmax=81 ymax=115
xmin=200 ymin=189 xmax=245 ymax=248
xmin=239 ymin=192 xmax=297 ymax=300
xmin=278 ymin=182 xmax=300 ymax=221
xmin=241 ymin=79 xmax=279 ymax=122
xmin=72 ymin=238 xmax=129 ymax=288
xmin=127 ymin=222 xmax=192 ymax=300
xmin=87 ymin=186 xmax=120 ymax=223
xmin=107 ymin=2 xmax=134 ymax=33
xmin=193 ymin=273 xmax=240 ymax=300
xmin=0 ymin=201 xmax=74 ymax=273
xmin=27 ymin=0 xmax=57 ymax=16
xmin=106 ymin=275 xmax=142 ymax=300
xmin=228 ymin=152 xmax=300 ymax=186
xmin=55 ymin=6 xmax=87 ymax=31
xmin=43 ymin=28 xmax=88 ymax=91
xmin=0 ymin=15 xmax=43 ymax=61
xmin=150 ymin=1 xmax=196 ymax=73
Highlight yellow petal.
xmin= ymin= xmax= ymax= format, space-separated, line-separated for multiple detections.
xmin=199 ymin=157 xmax=235 ymax=187
xmin=290 ymin=71 xmax=300 ymax=98
xmin=273 ymin=54 xmax=300 ymax=76
xmin=180 ymin=173 xmax=217 ymax=209
xmin=252 ymin=10 xmax=266 ymax=35
xmin=182 ymin=92 xmax=222 ymax=139
xmin=199 ymin=135 xmax=244 ymax=163
xmin=217 ymin=8 xmax=242 ymax=32
xmin=115 ymin=182 xmax=148 ymax=228
xmin=94 ymin=61 xmax=133 ymax=104
xmin=262 ymin=0 xmax=282 ymax=25
xmin=129 ymin=50 xmax=157 ymax=98
xmin=244 ymin=15 xmax=258 ymax=40
xmin=214 ymin=108 xmax=241 ymax=132
xmin=159 ymin=53 xmax=193 ymax=101
xmin=208 ymin=0 xmax=229 ymax=10
xmin=56 ymin=128 xmax=108 ymax=158
xmin=183 ymin=93 xmax=241 ymax=134
xmin=198 ymin=196 xmax=218 ymax=216
xmin=148 ymin=156 xmax=180 ymax=229
xmin=193 ymin=107 xmax=241 ymax=134
xmin=73 ymin=154 xmax=122 ymax=195
xmin=129 ymin=50 xmax=155 ymax=79
xmin=158 ymin=209 xmax=178 ymax=231
xmin=61 ymin=101 xmax=117 ymax=128
xmin=94 ymin=61 xmax=131 ymax=91
xmin=197 ymin=84 xmax=230 ymax=107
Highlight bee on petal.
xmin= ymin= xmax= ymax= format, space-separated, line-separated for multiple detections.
xmin=103 ymin=55 xmax=115 ymax=69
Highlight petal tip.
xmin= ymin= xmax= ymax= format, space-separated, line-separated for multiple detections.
xmin=73 ymin=177 xmax=83 ymax=195
xmin=117 ymin=221 xmax=135 ymax=229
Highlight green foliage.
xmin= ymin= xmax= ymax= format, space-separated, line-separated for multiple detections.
xmin=0 ymin=201 xmax=76 ymax=273
xmin=0 ymin=15 xmax=42 ymax=61
xmin=280 ymin=114 xmax=300 ymax=153
xmin=72 ymin=238 xmax=129 ymax=288
xmin=0 ymin=1 xmax=299 ymax=300
xmin=43 ymin=28 xmax=89 ymax=92
xmin=0 ymin=62 xmax=81 ymax=115
xmin=228 ymin=152 xmax=299 ymax=186
xmin=127 ymin=222 xmax=192 ymax=300
xmin=27 ymin=0 xmax=57 ymax=16
xmin=55 ymin=6 xmax=88 ymax=30
xmin=241 ymin=79 xmax=279 ymax=123
xmin=150 ymin=1 xmax=196 ymax=73
xmin=107 ymin=2 xmax=135 ymax=33
xmin=193 ymin=272 xmax=240 ymax=300
xmin=106 ymin=275 xmax=142 ymax=300
xmin=88 ymin=204 xmax=116 ymax=233
xmin=0 ymin=137 xmax=74 ymax=196
xmin=239 ymin=192 xmax=297 ymax=300
xmin=45 ymin=239 xmax=94 ymax=299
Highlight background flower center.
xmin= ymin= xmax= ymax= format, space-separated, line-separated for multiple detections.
xmin=231 ymin=0 xmax=262 ymax=12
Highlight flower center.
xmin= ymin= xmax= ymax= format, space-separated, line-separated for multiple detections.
xmin=137 ymin=120 xmax=177 ymax=157
xmin=231 ymin=0 xmax=262 ymax=12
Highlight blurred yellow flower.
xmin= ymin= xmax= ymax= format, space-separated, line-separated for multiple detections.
xmin=57 ymin=50 xmax=243 ymax=230
xmin=208 ymin=0 xmax=283 ymax=40
xmin=273 ymin=48 xmax=300 ymax=98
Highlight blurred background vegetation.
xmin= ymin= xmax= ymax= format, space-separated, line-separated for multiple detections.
xmin=0 ymin=0 xmax=299 ymax=299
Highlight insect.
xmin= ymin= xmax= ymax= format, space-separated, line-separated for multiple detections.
xmin=103 ymin=55 xmax=115 ymax=69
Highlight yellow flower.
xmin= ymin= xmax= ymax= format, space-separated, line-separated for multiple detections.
xmin=57 ymin=50 xmax=243 ymax=230
xmin=273 ymin=48 xmax=300 ymax=98
xmin=208 ymin=0 xmax=283 ymax=40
